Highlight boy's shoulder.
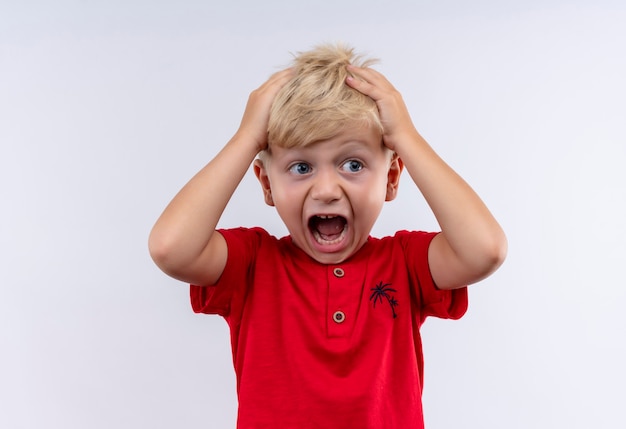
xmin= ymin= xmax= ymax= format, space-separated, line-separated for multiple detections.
xmin=219 ymin=227 xmax=438 ymax=264
xmin=368 ymin=230 xmax=439 ymax=251
xmin=373 ymin=229 xmax=438 ymax=242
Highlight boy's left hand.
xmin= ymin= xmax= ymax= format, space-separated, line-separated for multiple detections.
xmin=347 ymin=65 xmax=507 ymax=290
xmin=345 ymin=65 xmax=418 ymax=152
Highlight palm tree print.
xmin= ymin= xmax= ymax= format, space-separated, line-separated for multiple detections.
xmin=369 ymin=282 xmax=398 ymax=318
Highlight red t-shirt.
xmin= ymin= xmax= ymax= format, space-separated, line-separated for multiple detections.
xmin=191 ymin=227 xmax=468 ymax=429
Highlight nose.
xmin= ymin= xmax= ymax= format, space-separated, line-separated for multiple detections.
xmin=310 ymin=168 xmax=342 ymax=203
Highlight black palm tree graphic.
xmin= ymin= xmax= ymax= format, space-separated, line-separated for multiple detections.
xmin=370 ymin=282 xmax=398 ymax=318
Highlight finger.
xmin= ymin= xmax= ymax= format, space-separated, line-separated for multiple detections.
xmin=250 ymin=68 xmax=294 ymax=106
xmin=346 ymin=65 xmax=389 ymax=86
xmin=262 ymin=68 xmax=294 ymax=90
xmin=345 ymin=72 xmax=385 ymax=101
xmin=345 ymin=65 xmax=394 ymax=100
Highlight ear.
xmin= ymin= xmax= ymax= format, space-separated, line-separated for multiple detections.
xmin=253 ymin=159 xmax=275 ymax=206
xmin=385 ymin=153 xmax=403 ymax=202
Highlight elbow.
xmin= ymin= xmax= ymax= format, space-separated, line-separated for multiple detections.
xmin=432 ymin=229 xmax=507 ymax=289
xmin=148 ymin=227 xmax=179 ymax=275
xmin=460 ymin=230 xmax=508 ymax=285
xmin=148 ymin=227 xmax=213 ymax=284
xmin=480 ymin=230 xmax=508 ymax=276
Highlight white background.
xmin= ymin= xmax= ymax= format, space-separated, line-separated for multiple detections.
xmin=2 ymin=0 xmax=625 ymax=427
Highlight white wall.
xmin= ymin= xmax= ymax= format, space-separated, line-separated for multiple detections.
xmin=2 ymin=0 xmax=625 ymax=427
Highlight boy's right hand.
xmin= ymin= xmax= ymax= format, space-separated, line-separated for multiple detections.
xmin=149 ymin=68 xmax=293 ymax=286
xmin=236 ymin=68 xmax=294 ymax=153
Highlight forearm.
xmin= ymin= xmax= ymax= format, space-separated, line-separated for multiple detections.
xmin=397 ymin=130 xmax=507 ymax=285
xmin=149 ymin=133 xmax=258 ymax=274
xmin=344 ymin=65 xmax=506 ymax=287
xmin=149 ymin=68 xmax=293 ymax=283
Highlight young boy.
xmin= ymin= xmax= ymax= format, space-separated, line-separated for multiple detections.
xmin=149 ymin=44 xmax=507 ymax=428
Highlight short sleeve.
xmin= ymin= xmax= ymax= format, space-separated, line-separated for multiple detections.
xmin=395 ymin=230 xmax=468 ymax=324
xmin=190 ymin=227 xmax=263 ymax=317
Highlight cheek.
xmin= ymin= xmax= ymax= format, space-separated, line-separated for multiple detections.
xmin=351 ymin=184 xmax=383 ymax=210
xmin=270 ymin=181 xmax=304 ymax=211
xmin=354 ymin=176 xmax=388 ymax=212
xmin=364 ymin=172 xmax=389 ymax=196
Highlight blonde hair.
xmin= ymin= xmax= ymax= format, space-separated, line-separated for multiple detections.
xmin=266 ymin=43 xmax=382 ymax=151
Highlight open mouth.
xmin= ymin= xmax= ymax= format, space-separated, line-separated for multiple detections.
xmin=308 ymin=215 xmax=347 ymax=245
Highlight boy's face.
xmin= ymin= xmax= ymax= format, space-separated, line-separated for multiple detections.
xmin=254 ymin=124 xmax=403 ymax=264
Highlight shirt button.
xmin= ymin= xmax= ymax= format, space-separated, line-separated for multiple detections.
xmin=333 ymin=267 xmax=345 ymax=278
xmin=332 ymin=311 xmax=346 ymax=323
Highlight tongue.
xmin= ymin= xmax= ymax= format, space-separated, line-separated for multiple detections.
xmin=315 ymin=217 xmax=345 ymax=239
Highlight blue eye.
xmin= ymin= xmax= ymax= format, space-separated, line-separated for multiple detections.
xmin=289 ymin=162 xmax=312 ymax=175
xmin=342 ymin=160 xmax=363 ymax=173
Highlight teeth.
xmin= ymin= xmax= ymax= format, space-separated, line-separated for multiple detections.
xmin=317 ymin=215 xmax=336 ymax=219
xmin=312 ymin=227 xmax=347 ymax=245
